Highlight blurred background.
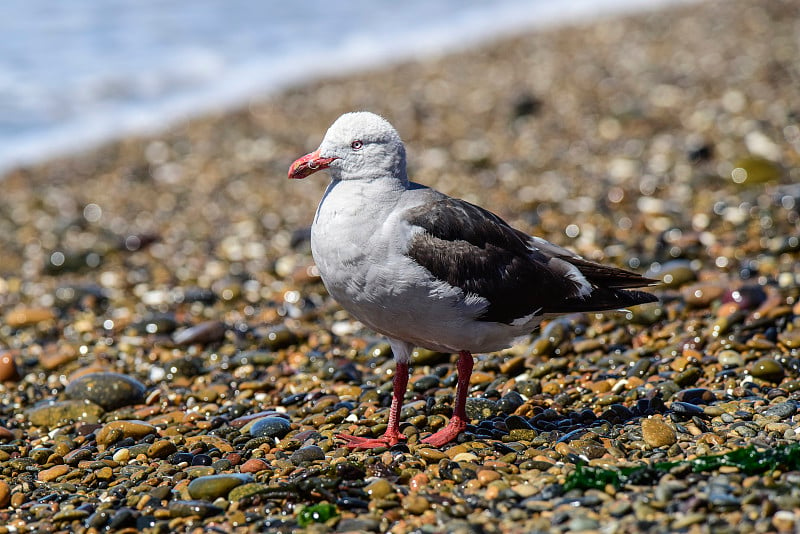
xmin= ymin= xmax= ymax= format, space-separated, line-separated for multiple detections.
xmin=0 ymin=0 xmax=692 ymax=176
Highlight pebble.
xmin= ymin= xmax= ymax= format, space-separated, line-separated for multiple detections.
xmin=188 ymin=474 xmax=253 ymax=500
xmin=5 ymin=307 xmax=56 ymax=327
xmin=365 ymin=478 xmax=393 ymax=499
xmin=290 ymin=445 xmax=325 ymax=464
xmin=642 ymin=417 xmax=677 ymax=448
xmin=404 ymin=494 xmax=430 ymax=514
xmin=38 ymin=464 xmax=70 ymax=482
xmin=96 ymin=420 xmax=157 ymax=445
xmin=25 ymin=399 xmax=104 ymax=427
xmin=240 ymin=458 xmax=269 ymax=473
xmin=65 ymin=372 xmax=147 ymax=410
xmin=249 ymin=416 xmax=291 ymax=439
xmin=173 ymin=320 xmax=226 ymax=346
xmin=168 ymin=500 xmax=223 ymax=518
xmin=749 ymin=358 xmax=785 ymax=383
xmin=0 ymin=480 xmax=10 ymax=508
xmin=0 ymin=351 xmax=19 ymax=382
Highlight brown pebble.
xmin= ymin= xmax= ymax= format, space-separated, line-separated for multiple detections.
xmin=365 ymin=478 xmax=393 ymax=499
xmin=240 ymin=458 xmax=269 ymax=473
xmin=409 ymin=473 xmax=429 ymax=491
xmin=0 ymin=351 xmax=19 ymax=382
xmin=5 ymin=307 xmax=55 ymax=327
xmin=0 ymin=425 xmax=14 ymax=441
xmin=38 ymin=464 xmax=70 ymax=482
xmin=0 ymin=480 xmax=10 ymax=508
xmin=10 ymin=492 xmax=26 ymax=508
xmin=477 ymin=469 xmax=501 ymax=486
xmin=642 ymin=417 xmax=678 ymax=448
xmin=96 ymin=420 xmax=157 ymax=445
xmin=39 ymin=344 xmax=79 ymax=370
xmin=148 ymin=440 xmax=178 ymax=459
xmin=404 ymin=493 xmax=430 ymax=514
xmin=417 ymin=447 xmax=447 ymax=462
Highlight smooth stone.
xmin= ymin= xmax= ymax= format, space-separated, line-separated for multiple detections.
xmin=38 ymin=464 xmax=70 ymax=482
xmin=263 ymin=327 xmax=300 ymax=350
xmin=249 ymin=416 xmax=291 ymax=439
xmin=0 ymin=480 xmax=9 ymax=508
xmin=763 ymin=401 xmax=797 ymax=419
xmin=65 ymin=372 xmax=146 ymax=410
xmin=646 ymin=260 xmax=697 ymax=289
xmin=147 ymin=440 xmax=178 ymax=459
xmin=642 ymin=417 xmax=677 ymax=448
xmin=779 ymin=329 xmax=800 ymax=349
xmin=497 ymin=392 xmax=525 ymax=414
xmin=229 ymin=350 xmax=276 ymax=367
xmin=404 ymin=493 xmax=430 ymax=514
xmin=0 ymin=351 xmax=20 ymax=382
xmin=412 ymin=374 xmax=440 ymax=392
xmin=290 ymin=445 xmax=325 ymax=464
xmin=25 ymin=400 xmax=104 ymax=427
xmin=364 ymin=478 xmax=393 ymax=499
xmin=681 ymin=283 xmax=725 ymax=308
xmin=239 ymin=458 xmax=269 ymax=473
xmin=228 ymin=482 xmax=270 ymax=501
xmin=96 ymin=420 xmax=157 ymax=445
xmin=187 ymin=473 xmax=253 ymax=500
xmin=168 ymin=500 xmax=223 ymax=518
xmin=173 ymin=320 xmax=226 ymax=346
xmin=717 ymin=350 xmax=745 ymax=368
xmin=53 ymin=509 xmax=90 ymax=522
xmin=5 ymin=307 xmax=56 ymax=327
xmin=750 ymin=358 xmax=785 ymax=383
xmin=417 ymin=447 xmax=447 ymax=462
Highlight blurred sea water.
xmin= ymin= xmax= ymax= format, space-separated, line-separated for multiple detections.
xmin=0 ymin=0 xmax=693 ymax=175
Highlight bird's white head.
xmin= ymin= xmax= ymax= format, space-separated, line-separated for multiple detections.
xmin=288 ymin=112 xmax=408 ymax=183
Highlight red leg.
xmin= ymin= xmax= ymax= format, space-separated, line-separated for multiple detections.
xmin=337 ymin=360 xmax=409 ymax=449
xmin=422 ymin=351 xmax=473 ymax=447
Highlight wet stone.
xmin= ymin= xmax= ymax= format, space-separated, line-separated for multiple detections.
xmin=96 ymin=420 xmax=157 ymax=445
xmin=290 ymin=445 xmax=325 ymax=464
xmin=0 ymin=351 xmax=20 ymax=382
xmin=173 ymin=320 xmax=226 ymax=346
xmin=25 ymin=399 xmax=104 ymax=427
xmin=188 ymin=473 xmax=253 ymax=500
xmin=228 ymin=483 xmax=270 ymax=501
xmin=642 ymin=417 xmax=677 ymax=448
xmin=65 ymin=372 xmax=146 ymax=410
xmin=412 ymin=374 xmax=440 ymax=392
xmin=763 ymin=401 xmax=797 ymax=419
xmin=148 ymin=440 xmax=178 ymax=459
xmin=240 ymin=458 xmax=269 ymax=473
xmin=717 ymin=350 xmax=745 ymax=368
xmin=168 ymin=500 xmax=223 ymax=518
xmin=263 ymin=327 xmax=300 ymax=350
xmin=749 ymin=358 xmax=785 ymax=383
xmin=249 ymin=416 xmax=291 ymax=439
xmin=465 ymin=398 xmax=499 ymax=420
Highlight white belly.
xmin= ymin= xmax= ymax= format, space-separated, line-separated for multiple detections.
xmin=310 ymin=182 xmax=538 ymax=353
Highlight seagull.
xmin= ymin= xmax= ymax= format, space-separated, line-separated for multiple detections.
xmin=289 ymin=111 xmax=657 ymax=448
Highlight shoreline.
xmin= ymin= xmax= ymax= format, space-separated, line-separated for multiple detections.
xmin=1 ymin=1 xmax=800 ymax=533
xmin=0 ymin=0 xmax=704 ymax=178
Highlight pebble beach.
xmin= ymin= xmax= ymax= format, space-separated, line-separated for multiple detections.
xmin=1 ymin=0 xmax=800 ymax=532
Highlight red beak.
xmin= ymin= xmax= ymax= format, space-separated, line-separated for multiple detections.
xmin=288 ymin=149 xmax=338 ymax=179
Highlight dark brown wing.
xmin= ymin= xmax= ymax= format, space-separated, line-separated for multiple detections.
xmin=403 ymin=197 xmax=657 ymax=324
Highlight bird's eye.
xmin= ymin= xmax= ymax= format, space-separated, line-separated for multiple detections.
xmin=351 ymin=140 xmax=363 ymax=150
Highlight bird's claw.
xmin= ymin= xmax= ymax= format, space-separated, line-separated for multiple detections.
xmin=420 ymin=418 xmax=467 ymax=447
